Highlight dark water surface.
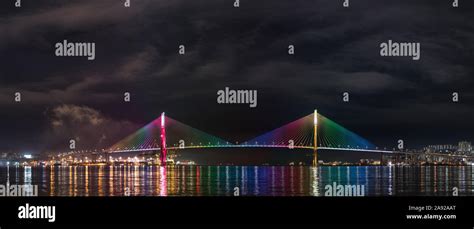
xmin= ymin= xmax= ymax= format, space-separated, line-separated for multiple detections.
xmin=0 ymin=165 xmax=473 ymax=196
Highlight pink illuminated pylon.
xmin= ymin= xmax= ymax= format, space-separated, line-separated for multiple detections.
xmin=160 ymin=112 xmax=167 ymax=166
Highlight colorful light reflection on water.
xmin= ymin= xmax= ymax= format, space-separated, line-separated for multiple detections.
xmin=0 ymin=165 xmax=473 ymax=196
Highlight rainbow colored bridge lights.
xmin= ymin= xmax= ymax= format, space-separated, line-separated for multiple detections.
xmin=108 ymin=111 xmax=380 ymax=157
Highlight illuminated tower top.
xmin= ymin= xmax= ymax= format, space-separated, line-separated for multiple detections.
xmin=314 ymin=109 xmax=318 ymax=125
xmin=161 ymin=112 xmax=165 ymax=128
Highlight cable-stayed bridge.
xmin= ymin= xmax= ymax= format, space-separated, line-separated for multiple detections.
xmin=106 ymin=110 xmax=394 ymax=165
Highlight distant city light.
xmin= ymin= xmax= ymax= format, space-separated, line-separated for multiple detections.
xmin=24 ymin=154 xmax=32 ymax=159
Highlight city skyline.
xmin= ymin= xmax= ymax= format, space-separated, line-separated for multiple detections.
xmin=2 ymin=111 xmax=472 ymax=166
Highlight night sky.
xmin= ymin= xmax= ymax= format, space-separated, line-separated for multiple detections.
xmin=1 ymin=0 xmax=473 ymax=154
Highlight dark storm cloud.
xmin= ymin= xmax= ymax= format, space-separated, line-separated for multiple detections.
xmin=1 ymin=0 xmax=474 ymax=152
xmin=0 ymin=0 xmax=148 ymax=47
xmin=42 ymin=104 xmax=139 ymax=151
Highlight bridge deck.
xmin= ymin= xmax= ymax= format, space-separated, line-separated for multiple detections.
xmin=109 ymin=145 xmax=394 ymax=154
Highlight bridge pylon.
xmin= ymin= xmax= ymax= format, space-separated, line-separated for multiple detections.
xmin=313 ymin=109 xmax=318 ymax=166
xmin=160 ymin=112 xmax=167 ymax=166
